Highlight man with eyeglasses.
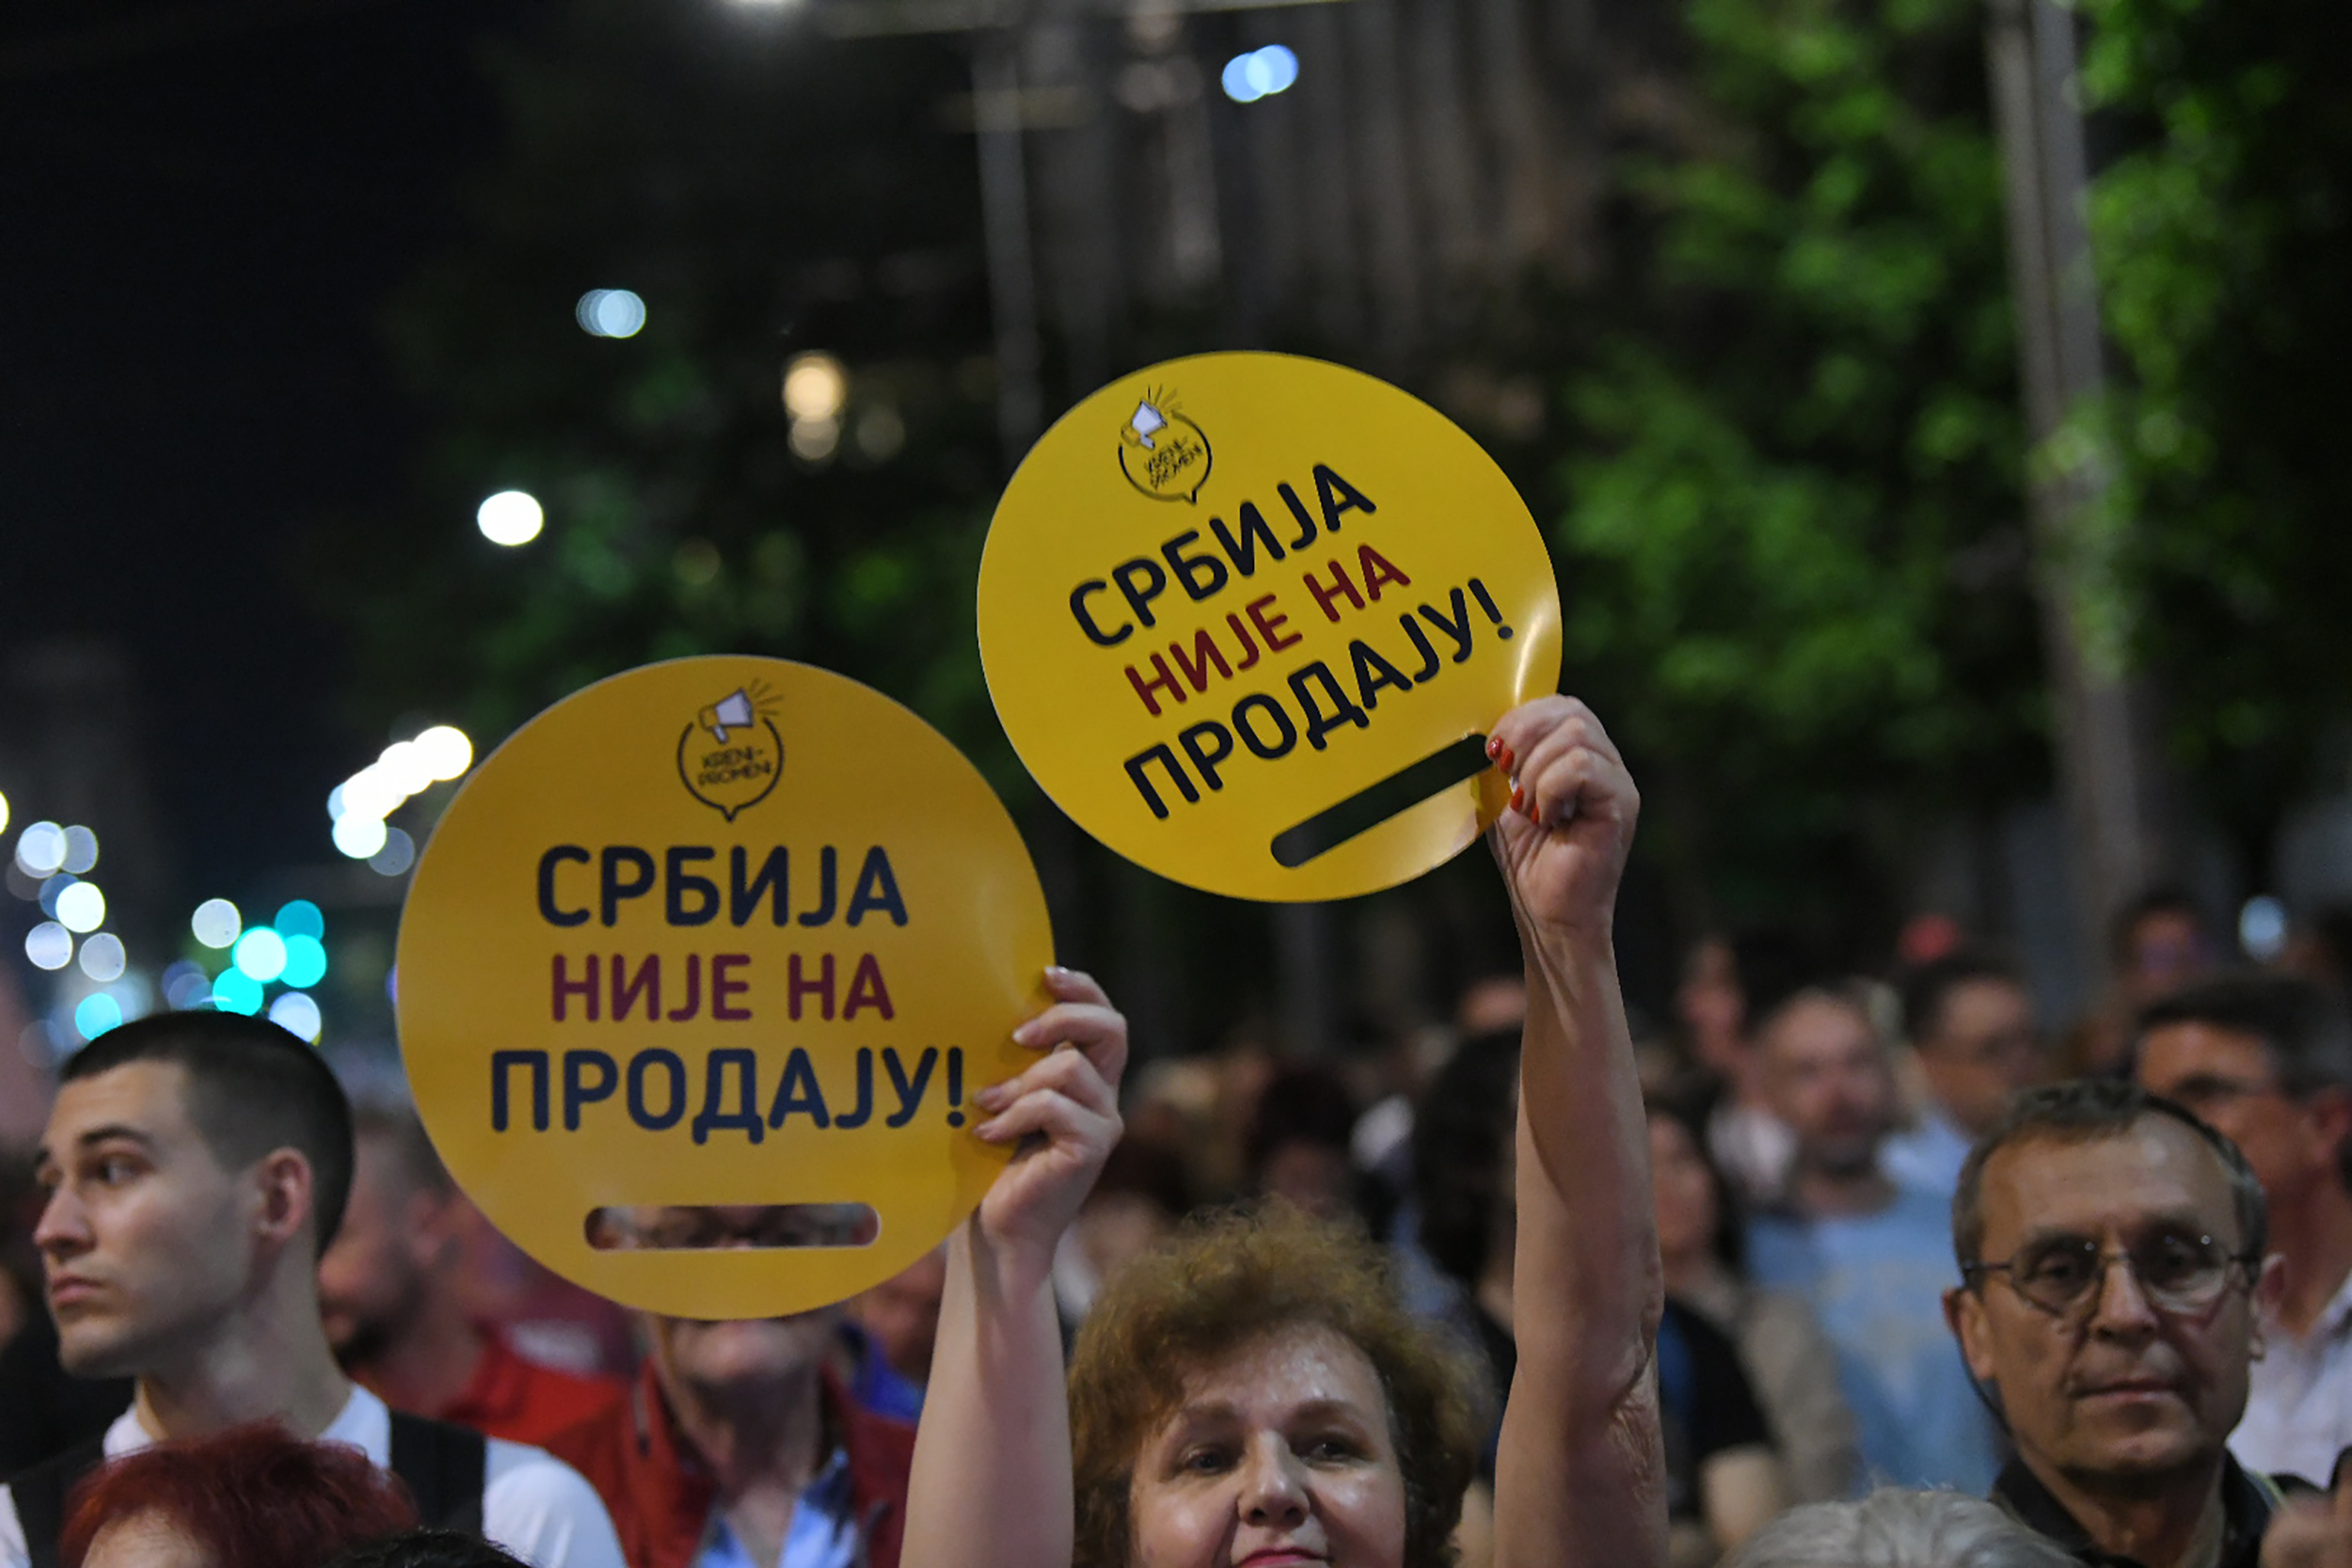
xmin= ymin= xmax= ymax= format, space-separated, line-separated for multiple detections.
xmin=2134 ymin=976 xmax=2352 ymax=1487
xmin=1945 ymin=1077 xmax=2352 ymax=1567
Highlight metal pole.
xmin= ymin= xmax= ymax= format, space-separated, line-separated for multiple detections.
xmin=1985 ymin=0 xmax=2172 ymax=998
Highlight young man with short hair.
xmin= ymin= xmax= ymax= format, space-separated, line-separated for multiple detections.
xmin=1 ymin=1010 xmax=625 ymax=1568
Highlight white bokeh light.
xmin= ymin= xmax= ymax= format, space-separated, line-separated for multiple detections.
xmin=24 ymin=921 xmax=72 ymax=971
xmin=55 ymin=880 xmax=105 ymax=933
xmin=333 ymin=814 xmax=390 ymax=860
xmin=577 ymin=289 xmax=647 ymax=339
xmin=477 ymin=490 xmax=545 ymax=546
xmin=191 ymin=897 xmax=242 ymax=949
xmin=15 ymin=821 xmax=66 ymax=878
xmin=60 ymin=825 xmax=99 ymax=874
xmin=78 ymin=932 xmax=127 ymax=982
xmin=413 ymin=725 xmax=473 ymax=781
xmin=233 ymin=927 xmax=289 ymax=983
xmin=268 ymin=991 xmax=323 ymax=1042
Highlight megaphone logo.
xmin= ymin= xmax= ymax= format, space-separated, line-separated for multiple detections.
xmin=1117 ymin=387 xmax=1211 ymax=504
xmin=677 ymin=683 xmax=784 ymax=821
xmin=701 ymin=689 xmax=756 ymax=742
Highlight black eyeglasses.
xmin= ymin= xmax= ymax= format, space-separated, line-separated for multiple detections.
xmin=1963 ymin=1229 xmax=2262 ymax=1318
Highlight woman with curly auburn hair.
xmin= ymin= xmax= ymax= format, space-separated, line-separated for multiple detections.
xmin=901 ymin=696 xmax=1668 ymax=1568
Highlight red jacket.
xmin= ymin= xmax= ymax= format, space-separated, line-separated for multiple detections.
xmin=437 ymin=1334 xmax=628 ymax=1447
xmin=542 ymin=1361 xmax=914 ymax=1568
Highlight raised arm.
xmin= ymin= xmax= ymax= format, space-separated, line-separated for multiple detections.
xmin=1483 ymin=698 xmax=1668 ymax=1568
xmin=899 ymin=966 xmax=1127 ymax=1568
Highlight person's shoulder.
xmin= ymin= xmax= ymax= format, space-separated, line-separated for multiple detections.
xmin=482 ymin=1437 xmax=626 ymax=1568
xmin=0 ymin=1482 xmax=26 ymax=1568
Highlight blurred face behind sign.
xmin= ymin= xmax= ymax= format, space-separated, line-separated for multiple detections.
xmin=1921 ymin=978 xmax=2044 ymax=1138
xmin=603 ymin=1207 xmax=843 ymax=1391
xmin=2137 ymin=1022 xmax=2348 ymax=1210
xmin=34 ymin=1062 xmax=261 ymax=1379
xmin=1763 ymin=995 xmax=1892 ymax=1180
xmin=1127 ymin=1323 xmax=1406 ymax=1568
xmin=316 ymin=1132 xmax=437 ymax=1365
xmin=1948 ymin=1118 xmax=2268 ymax=1487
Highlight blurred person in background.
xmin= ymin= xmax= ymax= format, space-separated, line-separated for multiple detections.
xmin=1886 ymin=955 xmax=2046 ymax=1196
xmin=1941 ymin=1079 xmax=2352 ymax=1567
xmin=546 ymin=1202 xmax=917 ymax=1568
xmin=844 ymin=1247 xmax=943 ymax=1421
xmin=1 ymin=1010 xmax=623 ymax=1568
xmin=1724 ymin=1488 xmax=2074 ymax=1568
xmin=1049 ymin=1137 xmax=1191 ymax=1334
xmin=56 ymin=1421 xmax=416 ymax=1568
xmin=1415 ymin=1029 xmax=1786 ymax=1562
xmin=1746 ymin=985 xmax=2001 ymax=1492
xmin=2071 ymin=890 xmax=2219 ymax=1078
xmin=1649 ymin=1100 xmax=1864 ymax=1504
xmin=1244 ymin=1062 xmax=1362 ymax=1224
xmin=2132 ymin=974 xmax=2352 ymax=1484
xmin=1691 ymin=933 xmax=1815 ymax=1209
xmin=320 ymin=1107 xmax=626 ymax=1446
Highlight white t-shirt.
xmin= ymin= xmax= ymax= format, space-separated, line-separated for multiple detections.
xmin=2233 ymin=1264 xmax=2352 ymax=1486
xmin=0 ymin=1386 xmax=626 ymax=1568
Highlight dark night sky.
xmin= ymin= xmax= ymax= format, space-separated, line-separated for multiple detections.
xmin=1 ymin=0 xmax=544 ymax=899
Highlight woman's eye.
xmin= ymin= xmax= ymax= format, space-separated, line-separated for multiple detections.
xmin=1181 ymin=1448 xmax=1233 ymax=1474
xmin=1304 ymin=1436 xmax=1360 ymax=1462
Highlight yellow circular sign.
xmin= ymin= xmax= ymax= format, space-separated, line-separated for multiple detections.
xmin=979 ymin=353 xmax=1562 ymax=902
xmin=395 ymin=657 xmax=1052 ymax=1318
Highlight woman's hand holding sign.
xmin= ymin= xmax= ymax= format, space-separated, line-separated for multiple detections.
xmin=906 ymin=968 xmax=1129 ymax=1568
xmin=970 ymin=966 xmax=1129 ymax=1268
xmin=1484 ymin=695 xmax=1640 ymax=941
xmin=1479 ymin=697 xmax=1667 ymax=1568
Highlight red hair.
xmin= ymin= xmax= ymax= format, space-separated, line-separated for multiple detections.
xmin=60 ymin=1422 xmax=418 ymax=1568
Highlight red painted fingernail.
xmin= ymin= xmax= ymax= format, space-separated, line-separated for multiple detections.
xmin=1510 ymin=785 xmax=1525 ymax=813
xmin=1498 ymin=747 xmax=1516 ymax=772
xmin=1485 ymin=736 xmax=1502 ymax=759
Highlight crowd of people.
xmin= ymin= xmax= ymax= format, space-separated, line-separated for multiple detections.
xmin=4 ymin=697 xmax=2352 ymax=1568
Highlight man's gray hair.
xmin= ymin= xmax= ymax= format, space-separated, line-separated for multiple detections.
xmin=1726 ymin=1490 xmax=2075 ymax=1568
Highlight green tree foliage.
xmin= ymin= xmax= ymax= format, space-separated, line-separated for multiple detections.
xmin=1552 ymin=0 xmax=2043 ymax=935
xmin=2079 ymin=0 xmax=2352 ymax=858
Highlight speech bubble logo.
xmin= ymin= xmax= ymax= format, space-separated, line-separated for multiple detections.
xmin=1118 ymin=388 xmax=1212 ymax=504
xmin=677 ymin=682 xmax=785 ymax=821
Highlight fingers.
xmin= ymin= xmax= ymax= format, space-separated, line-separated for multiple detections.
xmin=1485 ymin=698 xmax=1638 ymax=832
xmin=975 ymin=1041 xmax=1120 ymax=1125
xmin=1486 ymin=697 xmax=1622 ymax=782
xmin=971 ymin=1084 xmax=1121 ymax=1149
xmin=1011 ymin=966 xmax=1130 ymax=1088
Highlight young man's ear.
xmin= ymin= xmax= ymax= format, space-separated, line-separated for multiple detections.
xmin=251 ymin=1148 xmax=317 ymax=1249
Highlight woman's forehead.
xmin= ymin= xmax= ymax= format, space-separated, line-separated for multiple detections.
xmin=1171 ymin=1322 xmax=1387 ymax=1414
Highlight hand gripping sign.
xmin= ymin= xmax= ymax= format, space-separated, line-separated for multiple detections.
xmin=978 ymin=353 xmax=1563 ymax=902
xmin=396 ymin=657 xmax=1053 ymax=1318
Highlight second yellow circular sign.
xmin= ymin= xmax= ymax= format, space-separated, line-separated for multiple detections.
xmin=978 ymin=353 xmax=1562 ymax=902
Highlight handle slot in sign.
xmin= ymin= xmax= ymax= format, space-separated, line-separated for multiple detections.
xmin=584 ymin=1202 xmax=881 ymax=1252
xmin=1269 ymin=735 xmax=1494 ymax=869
